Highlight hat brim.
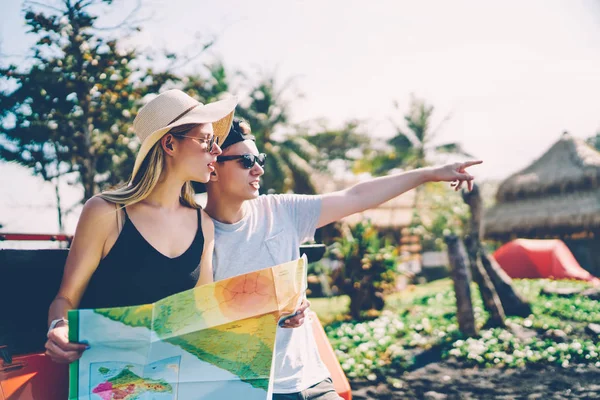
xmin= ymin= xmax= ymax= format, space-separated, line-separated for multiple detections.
xmin=130 ymin=96 xmax=237 ymax=183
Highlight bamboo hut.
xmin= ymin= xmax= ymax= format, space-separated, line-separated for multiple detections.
xmin=484 ymin=132 xmax=600 ymax=275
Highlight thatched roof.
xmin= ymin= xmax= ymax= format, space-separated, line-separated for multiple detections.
xmin=496 ymin=133 xmax=600 ymax=202
xmin=484 ymin=188 xmax=600 ymax=238
xmin=485 ymin=133 xmax=600 ymax=238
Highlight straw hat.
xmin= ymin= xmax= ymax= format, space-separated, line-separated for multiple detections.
xmin=130 ymin=89 xmax=237 ymax=181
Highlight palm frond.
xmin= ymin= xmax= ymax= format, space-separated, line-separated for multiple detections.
xmin=433 ymin=142 xmax=474 ymax=158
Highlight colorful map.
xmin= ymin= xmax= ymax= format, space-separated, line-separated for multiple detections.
xmin=89 ymin=357 xmax=179 ymax=400
xmin=68 ymin=257 xmax=307 ymax=400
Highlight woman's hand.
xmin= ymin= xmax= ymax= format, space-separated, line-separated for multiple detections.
xmin=430 ymin=160 xmax=483 ymax=191
xmin=45 ymin=322 xmax=88 ymax=364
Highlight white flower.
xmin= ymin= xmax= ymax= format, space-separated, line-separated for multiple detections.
xmin=128 ymin=141 xmax=139 ymax=151
xmin=557 ymin=343 xmax=569 ymax=352
xmin=449 ymin=348 xmax=461 ymax=357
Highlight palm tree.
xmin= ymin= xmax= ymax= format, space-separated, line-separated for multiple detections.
xmin=367 ymin=95 xmax=473 ymax=176
xmin=354 ymin=95 xmax=475 ymax=245
xmin=235 ymin=73 xmax=320 ymax=194
xmin=302 ymin=120 xmax=372 ymax=173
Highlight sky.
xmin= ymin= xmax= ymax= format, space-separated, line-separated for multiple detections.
xmin=1 ymin=0 xmax=600 ymax=236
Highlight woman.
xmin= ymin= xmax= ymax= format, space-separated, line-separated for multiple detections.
xmin=45 ymin=89 xmax=237 ymax=364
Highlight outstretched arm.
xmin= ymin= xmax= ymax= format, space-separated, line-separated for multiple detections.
xmin=317 ymin=161 xmax=482 ymax=228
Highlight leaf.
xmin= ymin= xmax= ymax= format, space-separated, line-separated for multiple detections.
xmin=434 ymin=142 xmax=474 ymax=158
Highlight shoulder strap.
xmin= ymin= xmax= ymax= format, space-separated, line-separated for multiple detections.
xmin=115 ymin=203 xmax=126 ymax=234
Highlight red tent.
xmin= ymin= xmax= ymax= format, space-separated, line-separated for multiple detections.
xmin=493 ymin=239 xmax=600 ymax=284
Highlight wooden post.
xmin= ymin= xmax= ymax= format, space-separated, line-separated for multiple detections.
xmin=462 ymin=184 xmax=484 ymax=242
xmin=461 ymin=184 xmax=506 ymax=327
xmin=445 ymin=235 xmax=478 ymax=337
xmin=479 ymin=251 xmax=532 ymax=317
xmin=464 ymin=236 xmax=506 ymax=327
xmin=462 ymin=183 xmax=532 ymax=318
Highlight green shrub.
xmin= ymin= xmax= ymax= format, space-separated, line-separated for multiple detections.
xmin=329 ymin=221 xmax=399 ymax=320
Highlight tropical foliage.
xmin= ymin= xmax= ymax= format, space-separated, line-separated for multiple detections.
xmin=329 ymin=221 xmax=399 ymax=320
xmin=326 ymin=279 xmax=600 ymax=382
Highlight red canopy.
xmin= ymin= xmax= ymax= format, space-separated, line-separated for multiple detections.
xmin=493 ymin=239 xmax=600 ymax=284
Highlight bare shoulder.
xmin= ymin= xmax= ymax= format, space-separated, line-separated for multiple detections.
xmin=200 ymin=208 xmax=214 ymax=228
xmin=199 ymin=208 xmax=215 ymax=239
xmin=77 ymin=196 xmax=119 ymax=234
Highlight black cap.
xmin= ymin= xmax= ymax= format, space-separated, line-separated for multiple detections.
xmin=220 ymin=119 xmax=255 ymax=150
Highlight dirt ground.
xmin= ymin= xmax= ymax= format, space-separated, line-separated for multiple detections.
xmin=351 ymin=361 xmax=600 ymax=399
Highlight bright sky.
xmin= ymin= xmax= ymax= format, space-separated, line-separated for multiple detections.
xmin=1 ymin=0 xmax=600 ymax=235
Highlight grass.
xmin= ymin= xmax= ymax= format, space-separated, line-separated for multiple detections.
xmin=309 ymin=278 xmax=453 ymax=325
xmin=310 ymin=295 xmax=350 ymax=325
xmin=312 ymin=278 xmax=600 ymax=382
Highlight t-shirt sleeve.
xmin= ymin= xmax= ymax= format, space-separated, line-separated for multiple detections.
xmin=271 ymin=194 xmax=322 ymax=243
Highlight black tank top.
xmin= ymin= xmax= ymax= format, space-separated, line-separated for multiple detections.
xmin=80 ymin=207 xmax=204 ymax=309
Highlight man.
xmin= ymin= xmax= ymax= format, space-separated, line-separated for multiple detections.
xmin=203 ymin=119 xmax=481 ymax=399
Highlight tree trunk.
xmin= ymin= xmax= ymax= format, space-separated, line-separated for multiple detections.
xmin=53 ymin=178 xmax=64 ymax=234
xmin=465 ymin=236 xmax=505 ymax=327
xmin=462 ymin=183 xmax=532 ymax=318
xmin=80 ymin=156 xmax=97 ymax=202
xmin=462 ymin=184 xmax=484 ymax=242
xmin=348 ymin=280 xmax=369 ymax=320
xmin=479 ymin=251 xmax=532 ymax=317
xmin=462 ymin=184 xmax=505 ymax=327
xmin=445 ymin=235 xmax=478 ymax=337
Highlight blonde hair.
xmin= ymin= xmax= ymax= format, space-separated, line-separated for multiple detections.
xmin=98 ymin=124 xmax=201 ymax=208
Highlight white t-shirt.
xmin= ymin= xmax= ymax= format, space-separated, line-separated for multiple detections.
xmin=211 ymin=194 xmax=331 ymax=394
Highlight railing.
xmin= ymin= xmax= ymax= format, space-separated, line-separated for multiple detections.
xmin=0 ymin=233 xmax=72 ymax=243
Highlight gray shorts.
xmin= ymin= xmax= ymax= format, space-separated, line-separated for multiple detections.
xmin=273 ymin=377 xmax=343 ymax=400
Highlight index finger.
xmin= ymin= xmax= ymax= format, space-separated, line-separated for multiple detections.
xmin=461 ymin=160 xmax=483 ymax=168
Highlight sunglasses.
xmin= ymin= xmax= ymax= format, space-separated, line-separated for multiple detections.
xmin=217 ymin=153 xmax=267 ymax=169
xmin=174 ymin=134 xmax=219 ymax=152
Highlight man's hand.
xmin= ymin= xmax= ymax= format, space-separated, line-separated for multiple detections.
xmin=45 ymin=322 xmax=88 ymax=363
xmin=280 ymin=299 xmax=311 ymax=329
xmin=430 ymin=160 xmax=483 ymax=191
